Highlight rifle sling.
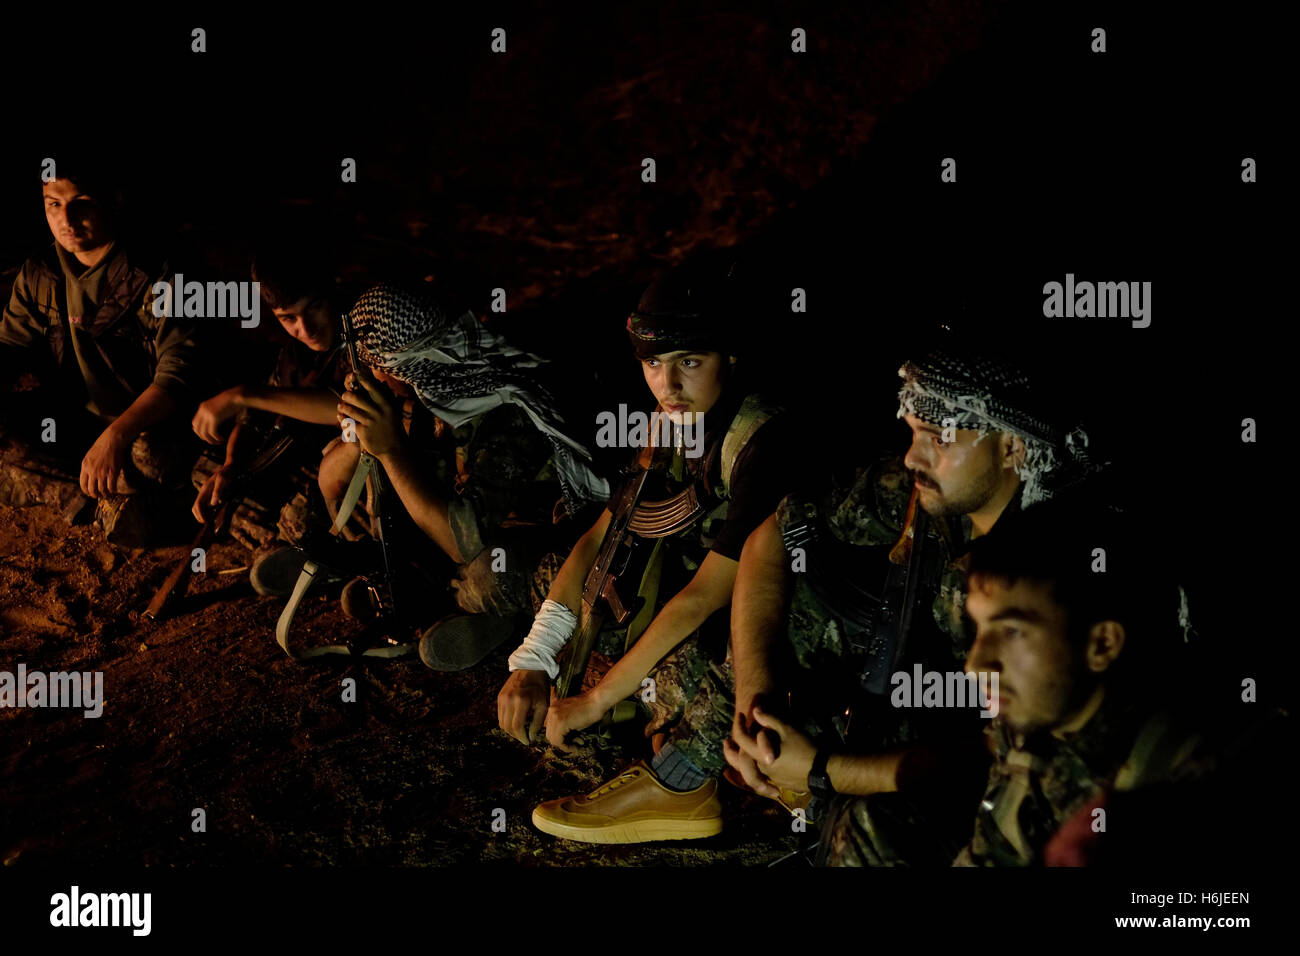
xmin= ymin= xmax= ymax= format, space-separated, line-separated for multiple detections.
xmin=275 ymin=450 xmax=417 ymax=661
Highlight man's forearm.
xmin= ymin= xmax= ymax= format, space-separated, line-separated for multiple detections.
xmin=377 ymin=443 xmax=461 ymax=562
xmin=825 ymin=751 xmax=906 ymax=796
xmin=590 ymin=584 xmax=722 ymax=709
xmin=110 ymin=384 xmax=176 ymax=441
xmin=731 ymin=513 xmax=788 ymax=712
xmin=239 ymin=385 xmax=339 ymax=426
xmin=223 ymin=421 xmax=259 ymax=468
xmin=544 ymin=510 xmax=611 ymax=618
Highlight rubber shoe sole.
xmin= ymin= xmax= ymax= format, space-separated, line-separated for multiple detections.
xmin=250 ymin=546 xmax=347 ymax=598
xmin=418 ymin=614 xmax=516 ymax=672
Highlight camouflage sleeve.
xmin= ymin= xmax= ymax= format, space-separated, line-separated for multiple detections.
xmin=139 ymin=268 xmax=206 ymax=401
xmin=446 ymin=403 xmax=555 ymax=561
xmin=823 ymin=455 xmax=912 ymax=546
xmin=774 ymin=455 xmax=911 ymax=548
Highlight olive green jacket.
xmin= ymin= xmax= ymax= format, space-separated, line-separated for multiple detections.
xmin=1 ymin=241 xmax=204 ymax=419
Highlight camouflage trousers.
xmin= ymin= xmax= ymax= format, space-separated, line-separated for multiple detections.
xmin=527 ymin=554 xmax=734 ymax=760
xmin=816 ymin=792 xmax=974 ymax=867
xmin=644 ymin=626 xmax=738 ymax=776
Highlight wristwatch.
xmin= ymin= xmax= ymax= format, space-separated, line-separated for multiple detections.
xmin=807 ymin=749 xmax=836 ymax=800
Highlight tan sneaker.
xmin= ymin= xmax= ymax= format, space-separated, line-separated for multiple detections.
xmin=532 ymin=761 xmax=723 ymax=844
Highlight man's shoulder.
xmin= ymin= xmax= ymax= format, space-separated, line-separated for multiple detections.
xmin=13 ymin=246 xmax=62 ymax=289
xmin=718 ymin=392 xmax=787 ymax=479
xmin=775 ymin=454 xmax=910 ymax=547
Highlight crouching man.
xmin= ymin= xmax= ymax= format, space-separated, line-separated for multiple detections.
xmin=320 ymin=283 xmax=609 ymax=665
xmin=0 ymin=160 xmax=209 ymax=543
xmin=499 ymin=257 xmax=793 ymax=844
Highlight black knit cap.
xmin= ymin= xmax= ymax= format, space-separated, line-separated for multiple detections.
xmin=627 ymin=252 xmax=740 ymax=360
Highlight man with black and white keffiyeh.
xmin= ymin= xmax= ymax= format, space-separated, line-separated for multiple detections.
xmin=332 ymin=284 xmax=609 ymax=668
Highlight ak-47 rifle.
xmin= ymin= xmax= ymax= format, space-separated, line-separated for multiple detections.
xmin=554 ymin=423 xmax=707 ymax=699
xmin=274 ymin=314 xmax=417 ymax=659
xmin=857 ymin=484 xmax=931 ymax=696
xmin=338 ymin=311 xmax=403 ymax=628
xmin=555 ymin=443 xmax=655 ymax=699
xmin=143 ymin=422 xmax=295 ymax=622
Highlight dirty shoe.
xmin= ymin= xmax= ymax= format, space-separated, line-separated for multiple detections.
xmin=97 ymin=494 xmax=155 ymax=547
xmin=418 ymin=613 xmax=516 ymax=672
xmin=250 ymin=546 xmax=347 ymax=597
xmin=531 ymin=761 xmax=723 ymax=844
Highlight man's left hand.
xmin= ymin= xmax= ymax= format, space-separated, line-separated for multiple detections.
xmin=337 ymin=368 xmax=404 ymax=458
xmin=730 ymin=705 xmax=818 ymax=792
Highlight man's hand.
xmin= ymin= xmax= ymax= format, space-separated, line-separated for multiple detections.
xmin=545 ymin=689 xmax=607 ymax=753
xmin=192 ymin=465 xmax=234 ymax=523
xmin=497 ymin=669 xmax=552 ymax=745
xmin=80 ymin=426 xmax=132 ymax=499
xmin=729 ymin=705 xmax=818 ymax=793
xmin=723 ymin=709 xmax=782 ymax=798
xmin=337 ymin=368 xmax=404 ymax=459
xmin=192 ymin=386 xmax=244 ymax=444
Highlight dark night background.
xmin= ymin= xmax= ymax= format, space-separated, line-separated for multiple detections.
xmin=0 ymin=0 xmax=1288 ymax=916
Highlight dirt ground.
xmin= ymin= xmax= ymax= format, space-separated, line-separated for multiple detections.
xmin=0 ymin=495 xmax=805 ymax=866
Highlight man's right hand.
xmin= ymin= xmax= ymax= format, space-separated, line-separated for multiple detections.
xmin=192 ymin=386 xmax=244 ymax=444
xmin=192 ymin=465 xmax=234 ymax=523
xmin=497 ymin=669 xmax=552 ymax=744
xmin=721 ymin=694 xmax=785 ymax=799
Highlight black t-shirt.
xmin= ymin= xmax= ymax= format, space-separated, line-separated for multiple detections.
xmin=706 ymin=411 xmax=794 ymax=560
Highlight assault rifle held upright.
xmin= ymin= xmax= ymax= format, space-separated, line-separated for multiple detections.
xmin=273 ymin=312 xmax=417 ymax=659
xmin=555 ymin=443 xmax=655 ymax=699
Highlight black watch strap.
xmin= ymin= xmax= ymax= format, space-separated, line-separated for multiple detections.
xmin=807 ymin=749 xmax=835 ymax=799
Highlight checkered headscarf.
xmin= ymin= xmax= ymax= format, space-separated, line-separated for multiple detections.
xmin=347 ymin=284 xmax=609 ymax=515
xmin=897 ymin=350 xmax=1095 ymax=506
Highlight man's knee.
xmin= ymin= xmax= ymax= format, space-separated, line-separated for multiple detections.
xmin=318 ymin=437 xmax=360 ymax=497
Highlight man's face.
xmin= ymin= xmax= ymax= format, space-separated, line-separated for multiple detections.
xmin=369 ymin=366 xmax=414 ymax=398
xmin=902 ymin=413 xmax=1006 ymax=517
xmin=641 ymin=350 xmax=731 ymax=424
xmin=273 ymin=296 xmax=336 ymax=351
xmin=43 ymin=179 xmax=112 ymax=255
xmin=964 ymin=575 xmax=1086 ymax=735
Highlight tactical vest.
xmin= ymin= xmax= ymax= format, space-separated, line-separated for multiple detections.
xmin=613 ymin=393 xmax=781 ymax=650
xmin=972 ymin=710 xmax=1202 ymax=866
xmin=781 ymin=491 xmax=948 ymax=698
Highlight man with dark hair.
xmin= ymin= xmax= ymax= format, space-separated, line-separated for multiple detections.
xmin=268 ymin=282 xmax=611 ymax=663
xmin=0 ymin=161 xmax=208 ymax=541
xmin=188 ymin=244 xmax=351 ymax=552
xmin=946 ymin=498 xmax=1204 ymax=866
xmin=712 ymin=343 xmax=1101 ymax=861
xmin=500 ymin=256 xmax=794 ymax=843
